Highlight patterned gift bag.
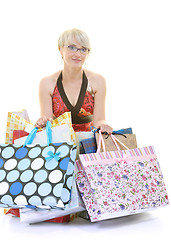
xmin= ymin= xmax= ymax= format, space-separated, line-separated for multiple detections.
xmin=75 ymin=131 xmax=169 ymax=222
xmin=5 ymin=110 xmax=30 ymax=144
xmin=5 ymin=111 xmax=76 ymax=144
xmin=4 ymin=112 xmax=76 ymax=222
xmin=0 ymin=122 xmax=77 ymax=209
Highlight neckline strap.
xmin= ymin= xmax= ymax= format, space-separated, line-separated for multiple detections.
xmin=57 ymin=71 xmax=89 ymax=123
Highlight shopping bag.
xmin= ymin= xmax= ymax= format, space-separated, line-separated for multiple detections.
xmin=14 ymin=124 xmax=72 ymax=145
xmin=95 ymin=131 xmax=137 ymax=151
xmin=49 ymin=111 xmax=76 ymax=143
xmin=4 ymin=111 xmax=76 ymax=222
xmin=80 ymin=137 xmax=97 ymax=154
xmin=75 ymin=131 xmax=169 ymax=222
xmin=12 ymin=130 xmax=29 ymax=143
xmin=19 ymin=176 xmax=85 ymax=223
xmin=5 ymin=111 xmax=76 ymax=144
xmin=0 ymin=121 xmax=77 ymax=209
xmin=80 ymin=127 xmax=134 ymax=154
xmin=12 ymin=124 xmax=76 ymax=224
xmin=5 ymin=110 xmax=31 ymax=144
xmin=4 ymin=208 xmax=74 ymax=223
xmin=13 ymin=125 xmax=89 ymax=159
xmin=75 ymin=131 xmax=94 ymax=159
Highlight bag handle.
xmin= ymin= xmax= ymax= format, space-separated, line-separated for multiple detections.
xmin=23 ymin=121 xmax=52 ymax=147
xmin=46 ymin=121 xmax=52 ymax=145
xmin=110 ymin=134 xmax=129 ymax=150
xmin=97 ymin=130 xmax=129 ymax=153
xmin=97 ymin=130 xmax=106 ymax=153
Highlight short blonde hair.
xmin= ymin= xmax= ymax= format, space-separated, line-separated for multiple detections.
xmin=58 ymin=28 xmax=91 ymax=51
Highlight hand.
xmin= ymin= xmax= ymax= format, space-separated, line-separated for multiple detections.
xmin=35 ymin=116 xmax=53 ymax=128
xmin=99 ymin=123 xmax=113 ymax=135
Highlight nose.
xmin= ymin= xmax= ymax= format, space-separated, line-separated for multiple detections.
xmin=74 ymin=49 xmax=82 ymax=56
xmin=77 ymin=48 xmax=82 ymax=53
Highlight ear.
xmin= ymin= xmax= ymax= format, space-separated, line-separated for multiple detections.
xmin=59 ymin=47 xmax=64 ymax=58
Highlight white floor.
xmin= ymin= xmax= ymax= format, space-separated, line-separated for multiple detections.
xmin=0 ymin=206 xmax=170 ymax=240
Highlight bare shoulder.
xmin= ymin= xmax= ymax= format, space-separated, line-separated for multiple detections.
xmin=39 ymin=70 xmax=62 ymax=95
xmin=84 ymin=69 xmax=106 ymax=93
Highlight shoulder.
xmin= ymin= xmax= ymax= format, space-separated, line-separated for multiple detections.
xmin=84 ymin=69 xmax=106 ymax=94
xmin=39 ymin=70 xmax=62 ymax=95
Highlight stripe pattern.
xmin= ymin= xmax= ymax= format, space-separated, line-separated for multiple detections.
xmin=79 ymin=146 xmax=156 ymax=167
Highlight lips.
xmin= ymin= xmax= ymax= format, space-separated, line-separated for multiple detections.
xmin=72 ymin=58 xmax=81 ymax=62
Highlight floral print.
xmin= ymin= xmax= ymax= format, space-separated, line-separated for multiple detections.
xmin=76 ymin=157 xmax=169 ymax=222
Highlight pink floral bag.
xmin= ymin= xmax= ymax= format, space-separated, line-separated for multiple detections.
xmin=75 ymin=131 xmax=169 ymax=222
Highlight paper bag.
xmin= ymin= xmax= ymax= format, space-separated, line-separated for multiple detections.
xmin=95 ymin=133 xmax=137 ymax=151
xmin=76 ymin=133 xmax=169 ymax=222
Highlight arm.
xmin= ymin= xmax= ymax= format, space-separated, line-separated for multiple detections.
xmin=35 ymin=77 xmax=53 ymax=128
xmin=93 ymin=75 xmax=113 ymax=134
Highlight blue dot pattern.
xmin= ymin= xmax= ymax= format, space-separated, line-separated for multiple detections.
xmin=0 ymin=158 xmax=4 ymax=168
xmin=10 ymin=182 xmax=23 ymax=195
xmin=0 ymin=142 xmax=76 ymax=209
xmin=15 ymin=148 xmax=28 ymax=159
xmin=59 ymin=157 xmax=70 ymax=170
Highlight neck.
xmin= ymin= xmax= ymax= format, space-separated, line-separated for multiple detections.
xmin=62 ymin=64 xmax=83 ymax=82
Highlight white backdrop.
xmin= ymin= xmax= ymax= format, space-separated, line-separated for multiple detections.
xmin=0 ymin=0 xmax=170 ymax=239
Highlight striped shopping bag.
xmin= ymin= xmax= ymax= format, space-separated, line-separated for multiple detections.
xmin=75 ymin=131 xmax=169 ymax=222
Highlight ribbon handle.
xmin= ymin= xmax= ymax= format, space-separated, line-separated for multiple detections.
xmin=23 ymin=121 xmax=52 ymax=147
xmin=46 ymin=121 xmax=52 ymax=145
xmin=97 ymin=130 xmax=106 ymax=153
xmin=23 ymin=127 xmax=38 ymax=147
xmin=97 ymin=130 xmax=129 ymax=153
xmin=110 ymin=134 xmax=129 ymax=151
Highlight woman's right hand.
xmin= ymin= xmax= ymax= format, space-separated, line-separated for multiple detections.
xmin=35 ymin=116 xmax=53 ymax=128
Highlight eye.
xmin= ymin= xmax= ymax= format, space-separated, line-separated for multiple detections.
xmin=68 ymin=45 xmax=77 ymax=51
xmin=81 ymin=47 xmax=87 ymax=53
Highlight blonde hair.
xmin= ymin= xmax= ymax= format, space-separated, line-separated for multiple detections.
xmin=58 ymin=28 xmax=91 ymax=51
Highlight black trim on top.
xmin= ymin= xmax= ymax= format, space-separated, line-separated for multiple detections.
xmin=57 ymin=71 xmax=93 ymax=124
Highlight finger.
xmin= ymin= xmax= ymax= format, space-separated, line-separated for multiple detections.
xmin=100 ymin=126 xmax=107 ymax=134
xmin=108 ymin=128 xmax=113 ymax=135
xmin=35 ymin=119 xmax=41 ymax=128
xmin=39 ymin=120 xmax=45 ymax=127
xmin=35 ymin=119 xmax=45 ymax=128
xmin=100 ymin=125 xmax=113 ymax=135
xmin=42 ymin=116 xmax=48 ymax=122
xmin=47 ymin=117 xmax=53 ymax=123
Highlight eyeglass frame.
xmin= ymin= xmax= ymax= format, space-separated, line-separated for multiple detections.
xmin=64 ymin=45 xmax=90 ymax=54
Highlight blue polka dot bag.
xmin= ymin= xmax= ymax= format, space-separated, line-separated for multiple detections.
xmin=0 ymin=121 xmax=77 ymax=209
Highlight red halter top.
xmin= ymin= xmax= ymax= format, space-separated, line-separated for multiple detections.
xmin=52 ymin=71 xmax=94 ymax=132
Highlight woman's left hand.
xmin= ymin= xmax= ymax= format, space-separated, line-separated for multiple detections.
xmin=99 ymin=123 xmax=113 ymax=135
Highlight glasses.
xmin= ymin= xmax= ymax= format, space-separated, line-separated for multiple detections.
xmin=66 ymin=45 xmax=90 ymax=54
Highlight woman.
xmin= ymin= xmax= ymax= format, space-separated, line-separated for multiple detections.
xmin=35 ymin=28 xmax=113 ymax=134
xmin=6 ymin=29 xmax=113 ymax=222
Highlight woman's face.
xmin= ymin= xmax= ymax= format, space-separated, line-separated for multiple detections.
xmin=60 ymin=39 xmax=89 ymax=68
